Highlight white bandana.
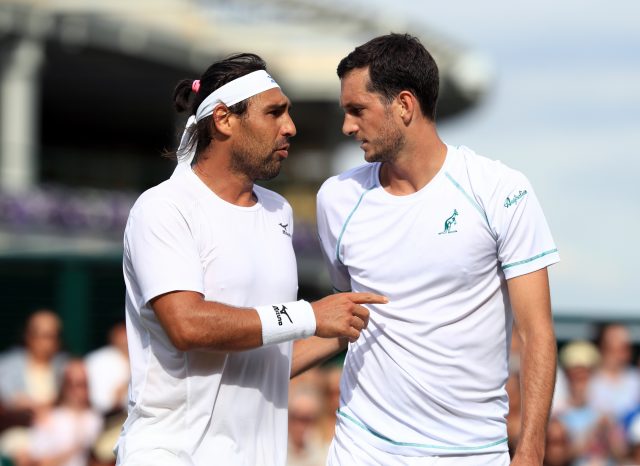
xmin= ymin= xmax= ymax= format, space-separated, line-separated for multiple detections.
xmin=173 ymin=70 xmax=280 ymax=175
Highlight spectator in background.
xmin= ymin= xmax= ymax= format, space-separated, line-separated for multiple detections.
xmin=558 ymin=340 xmax=626 ymax=465
xmin=543 ymin=417 xmax=575 ymax=466
xmin=558 ymin=341 xmax=600 ymax=446
xmin=13 ymin=359 xmax=103 ymax=466
xmin=589 ymin=324 xmax=640 ymax=420
xmin=0 ymin=310 xmax=67 ymax=411
xmin=318 ymin=364 xmax=342 ymax=448
xmin=85 ymin=321 xmax=129 ymax=415
xmin=287 ymin=383 xmax=326 ymax=466
xmin=0 ymin=310 xmax=68 ymax=464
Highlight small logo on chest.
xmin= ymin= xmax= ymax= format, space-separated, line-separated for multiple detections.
xmin=438 ymin=209 xmax=459 ymax=235
xmin=279 ymin=222 xmax=291 ymax=237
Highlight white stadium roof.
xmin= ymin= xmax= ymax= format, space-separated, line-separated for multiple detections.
xmin=0 ymin=0 xmax=492 ymax=102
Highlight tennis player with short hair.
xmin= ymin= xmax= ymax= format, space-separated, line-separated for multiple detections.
xmin=317 ymin=34 xmax=560 ymax=465
xmin=116 ymin=53 xmax=386 ymax=466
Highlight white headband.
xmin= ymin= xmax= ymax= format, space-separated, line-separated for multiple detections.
xmin=172 ymin=70 xmax=281 ymax=176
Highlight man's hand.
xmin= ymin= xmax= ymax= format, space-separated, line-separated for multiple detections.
xmin=311 ymin=292 xmax=387 ymax=342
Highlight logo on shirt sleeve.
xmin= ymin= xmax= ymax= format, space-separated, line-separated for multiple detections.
xmin=438 ymin=209 xmax=459 ymax=235
xmin=504 ymin=190 xmax=528 ymax=208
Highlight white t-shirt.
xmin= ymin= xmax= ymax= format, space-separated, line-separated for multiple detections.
xmin=85 ymin=346 xmax=129 ymax=414
xmin=317 ymin=145 xmax=560 ymax=457
xmin=116 ymin=168 xmax=298 ymax=466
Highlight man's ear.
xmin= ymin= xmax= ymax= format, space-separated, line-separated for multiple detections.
xmin=397 ymin=90 xmax=416 ymax=124
xmin=212 ymin=105 xmax=233 ymax=137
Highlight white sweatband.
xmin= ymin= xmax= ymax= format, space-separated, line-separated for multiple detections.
xmin=255 ymin=300 xmax=316 ymax=346
xmin=172 ymin=70 xmax=280 ymax=176
xmin=195 ymin=70 xmax=279 ymax=121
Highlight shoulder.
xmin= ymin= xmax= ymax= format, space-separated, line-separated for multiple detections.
xmin=131 ymin=175 xmax=193 ymax=214
xmin=127 ymin=174 xmax=201 ymax=229
xmin=318 ymin=164 xmax=377 ymax=206
xmin=454 ymin=145 xmax=525 ymax=181
xmin=254 ymin=185 xmax=292 ymax=214
xmin=0 ymin=348 xmax=26 ymax=369
xmin=448 ymin=145 xmax=530 ymax=198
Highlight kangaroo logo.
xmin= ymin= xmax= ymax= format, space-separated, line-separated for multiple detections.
xmin=438 ymin=209 xmax=459 ymax=235
xmin=279 ymin=222 xmax=291 ymax=237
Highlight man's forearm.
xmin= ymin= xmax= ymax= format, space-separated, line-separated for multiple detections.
xmin=514 ymin=328 xmax=557 ymax=463
xmin=291 ymin=337 xmax=347 ymax=378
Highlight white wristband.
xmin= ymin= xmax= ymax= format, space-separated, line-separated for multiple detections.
xmin=255 ymin=300 xmax=316 ymax=346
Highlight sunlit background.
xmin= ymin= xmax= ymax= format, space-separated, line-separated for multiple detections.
xmin=1 ymin=0 xmax=638 ymax=350
xmin=1 ymin=1 xmax=639 ymax=465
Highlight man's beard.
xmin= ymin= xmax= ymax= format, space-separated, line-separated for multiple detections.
xmin=230 ymin=146 xmax=282 ymax=181
xmin=365 ymin=114 xmax=405 ymax=164
xmin=230 ymin=123 xmax=287 ymax=181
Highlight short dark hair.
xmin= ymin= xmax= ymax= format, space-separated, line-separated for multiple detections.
xmin=170 ymin=53 xmax=268 ymax=162
xmin=337 ymin=33 xmax=439 ymax=121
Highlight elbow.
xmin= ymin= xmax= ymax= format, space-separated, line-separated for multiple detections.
xmin=165 ymin=322 xmax=198 ymax=352
xmin=171 ymin=335 xmax=193 ymax=352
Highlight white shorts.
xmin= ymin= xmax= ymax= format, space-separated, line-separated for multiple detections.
xmin=327 ymin=439 xmax=509 ymax=466
xmin=326 ymin=418 xmax=510 ymax=466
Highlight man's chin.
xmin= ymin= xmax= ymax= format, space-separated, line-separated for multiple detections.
xmin=365 ymin=150 xmax=396 ymax=164
xmin=364 ymin=152 xmax=381 ymax=163
xmin=256 ymin=165 xmax=281 ymax=181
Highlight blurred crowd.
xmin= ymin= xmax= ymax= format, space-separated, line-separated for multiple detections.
xmin=0 ymin=310 xmax=128 ymax=466
xmin=1 ymin=311 xmax=639 ymax=466
xmin=512 ymin=323 xmax=640 ymax=466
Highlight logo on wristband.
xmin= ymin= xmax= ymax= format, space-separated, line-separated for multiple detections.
xmin=272 ymin=305 xmax=293 ymax=326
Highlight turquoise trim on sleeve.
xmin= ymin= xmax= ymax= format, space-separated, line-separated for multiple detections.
xmin=502 ymin=248 xmax=559 ymax=270
xmin=444 ymin=172 xmax=490 ymax=228
xmin=337 ymin=409 xmax=508 ymax=452
xmin=335 ymin=188 xmax=374 ymax=265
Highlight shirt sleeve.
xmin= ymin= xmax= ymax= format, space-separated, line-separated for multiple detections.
xmin=316 ymin=185 xmax=352 ymax=293
xmin=488 ymin=169 xmax=560 ymax=279
xmin=124 ymin=197 xmax=204 ymax=305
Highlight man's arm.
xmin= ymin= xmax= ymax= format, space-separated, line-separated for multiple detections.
xmin=508 ymin=267 xmax=556 ymax=465
xmin=151 ymin=291 xmax=383 ymax=352
xmin=290 ymin=337 xmax=348 ymax=378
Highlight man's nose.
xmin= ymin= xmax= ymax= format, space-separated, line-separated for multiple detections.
xmin=283 ymin=114 xmax=296 ymax=138
xmin=342 ymin=115 xmax=357 ymax=137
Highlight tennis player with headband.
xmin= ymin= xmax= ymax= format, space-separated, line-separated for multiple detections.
xmin=117 ymin=53 xmax=387 ymax=466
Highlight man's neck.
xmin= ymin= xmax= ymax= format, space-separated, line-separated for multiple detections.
xmin=192 ymin=157 xmax=257 ymax=207
xmin=379 ymin=132 xmax=447 ymax=196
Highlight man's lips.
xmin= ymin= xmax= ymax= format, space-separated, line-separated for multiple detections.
xmin=275 ymin=145 xmax=290 ymax=158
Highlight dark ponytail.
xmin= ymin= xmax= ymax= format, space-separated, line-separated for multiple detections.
xmin=173 ymin=79 xmax=196 ymax=113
